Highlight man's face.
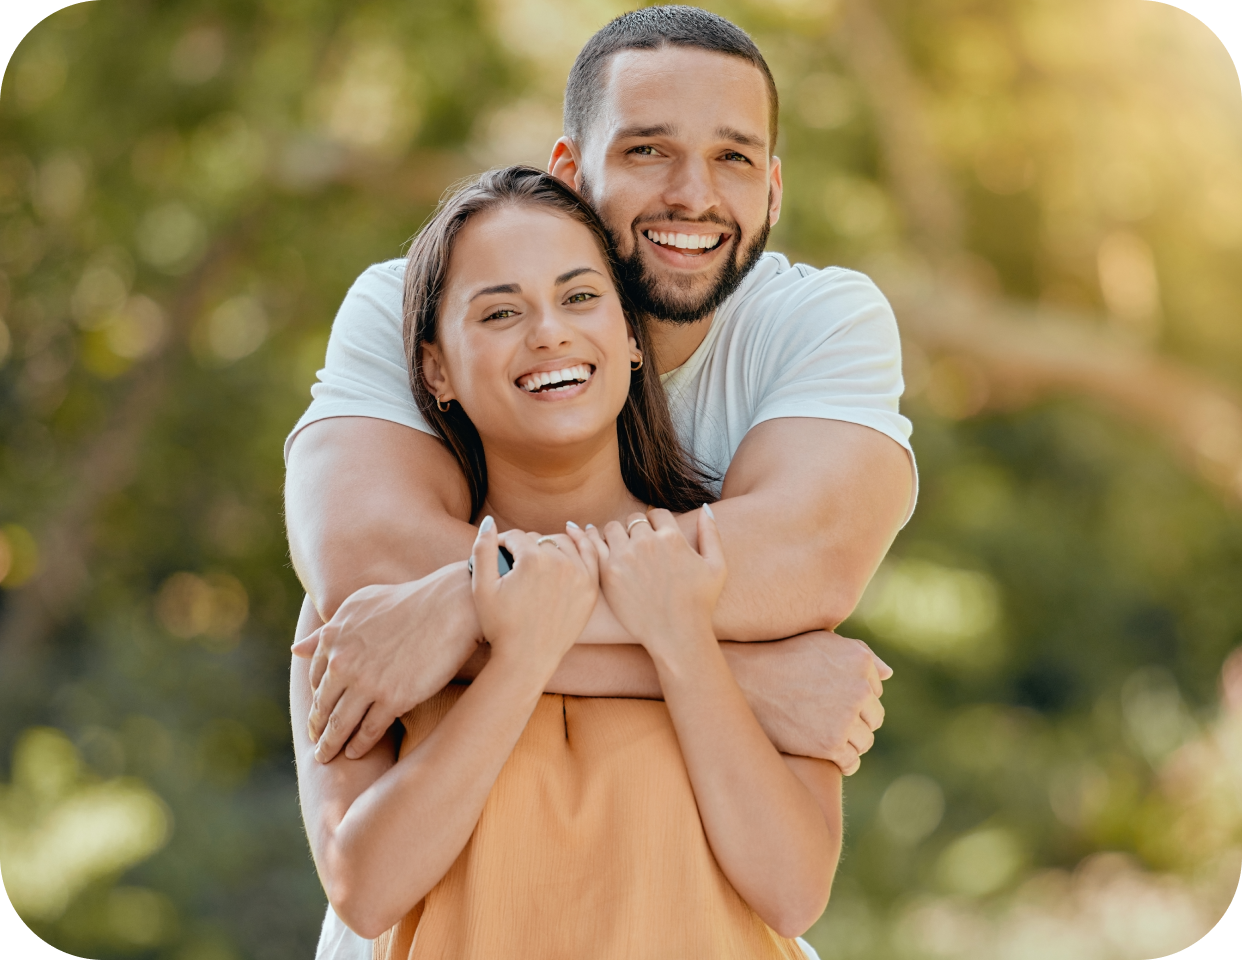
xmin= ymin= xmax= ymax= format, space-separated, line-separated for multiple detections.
xmin=572 ymin=46 xmax=782 ymax=325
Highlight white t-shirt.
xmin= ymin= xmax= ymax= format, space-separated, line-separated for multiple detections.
xmin=285 ymin=251 xmax=917 ymax=515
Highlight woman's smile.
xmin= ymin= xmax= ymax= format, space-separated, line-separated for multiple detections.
xmin=516 ymin=362 xmax=596 ymax=398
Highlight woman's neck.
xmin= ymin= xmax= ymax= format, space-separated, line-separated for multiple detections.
xmin=479 ymin=433 xmax=645 ymax=533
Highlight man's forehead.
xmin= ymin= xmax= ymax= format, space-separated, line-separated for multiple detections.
xmin=593 ymin=46 xmax=771 ymax=147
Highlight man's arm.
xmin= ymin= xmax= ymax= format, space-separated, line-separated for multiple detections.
xmin=287 ymin=415 xmax=904 ymax=766
xmin=287 ymin=417 xmax=474 ymax=618
xmin=677 ymin=416 xmax=912 ymax=640
xmin=288 ymin=416 xmax=909 ymax=636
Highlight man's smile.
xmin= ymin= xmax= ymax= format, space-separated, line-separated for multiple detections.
xmin=644 ymin=229 xmax=724 ymax=252
xmin=641 ymin=226 xmax=733 ymax=264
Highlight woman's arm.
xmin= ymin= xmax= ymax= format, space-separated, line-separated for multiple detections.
xmin=653 ymin=638 xmax=842 ymax=935
xmin=292 ymin=597 xmax=553 ymax=938
xmin=293 ymin=523 xmax=599 ymax=938
xmin=579 ymin=510 xmax=842 ymax=937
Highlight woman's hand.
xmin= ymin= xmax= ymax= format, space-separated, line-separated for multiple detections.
xmin=471 ymin=516 xmax=599 ymax=676
xmin=571 ymin=507 xmax=726 ymax=661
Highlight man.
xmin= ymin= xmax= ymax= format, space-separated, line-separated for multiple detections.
xmin=285 ymin=7 xmax=914 ymax=955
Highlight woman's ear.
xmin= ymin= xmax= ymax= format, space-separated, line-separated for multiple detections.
xmin=626 ymin=332 xmax=641 ymax=365
xmin=421 ymin=342 xmax=454 ymax=401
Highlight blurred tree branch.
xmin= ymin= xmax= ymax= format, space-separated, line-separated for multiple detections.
xmin=834 ymin=0 xmax=1242 ymax=501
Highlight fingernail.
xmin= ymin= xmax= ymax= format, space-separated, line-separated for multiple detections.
xmin=702 ymin=503 xmax=716 ymax=519
xmin=566 ymin=520 xmax=580 ymax=530
xmin=586 ymin=523 xmax=596 ymax=530
xmin=479 ymin=515 xmax=495 ymax=533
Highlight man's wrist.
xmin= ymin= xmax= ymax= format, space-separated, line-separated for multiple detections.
xmin=436 ymin=561 xmax=483 ymax=648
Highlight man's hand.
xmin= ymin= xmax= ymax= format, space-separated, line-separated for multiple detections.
xmin=726 ymin=630 xmax=891 ymax=775
xmin=295 ymin=562 xmax=480 ymax=763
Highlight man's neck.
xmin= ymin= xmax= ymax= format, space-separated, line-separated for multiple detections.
xmin=480 ymin=433 xmax=646 ymax=534
xmin=651 ymin=312 xmax=715 ymax=375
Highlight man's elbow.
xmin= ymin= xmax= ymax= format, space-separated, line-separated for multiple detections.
xmin=818 ymin=580 xmax=866 ymax=632
xmin=323 ymin=845 xmax=402 ymax=940
xmin=763 ymin=879 xmax=834 ymax=940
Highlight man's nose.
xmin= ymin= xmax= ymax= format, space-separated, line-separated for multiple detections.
xmin=662 ymin=155 xmax=720 ymax=216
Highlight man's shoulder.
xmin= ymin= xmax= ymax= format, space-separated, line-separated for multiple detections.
xmin=350 ymin=257 xmax=406 ymax=293
xmin=332 ymin=259 xmax=406 ymax=333
xmin=721 ymin=253 xmax=893 ymax=338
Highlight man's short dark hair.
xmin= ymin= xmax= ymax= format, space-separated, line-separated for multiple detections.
xmin=564 ymin=5 xmax=779 ymax=151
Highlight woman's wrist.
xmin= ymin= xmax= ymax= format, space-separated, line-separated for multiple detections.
xmin=484 ymin=643 xmax=562 ymax=692
xmin=645 ymin=624 xmax=721 ymax=678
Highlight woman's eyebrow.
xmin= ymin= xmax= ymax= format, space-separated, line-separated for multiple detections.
xmin=470 ymin=283 xmax=520 ymax=302
xmin=555 ymin=267 xmax=603 ymax=285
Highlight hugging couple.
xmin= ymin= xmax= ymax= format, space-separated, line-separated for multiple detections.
xmin=284 ymin=6 xmax=917 ymax=959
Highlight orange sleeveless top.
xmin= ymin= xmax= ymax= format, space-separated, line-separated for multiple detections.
xmin=373 ymin=686 xmax=806 ymax=960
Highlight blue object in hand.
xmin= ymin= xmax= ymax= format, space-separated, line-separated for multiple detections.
xmin=467 ymin=545 xmax=514 ymax=577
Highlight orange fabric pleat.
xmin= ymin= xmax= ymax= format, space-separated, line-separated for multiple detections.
xmin=373 ymin=686 xmax=806 ymax=960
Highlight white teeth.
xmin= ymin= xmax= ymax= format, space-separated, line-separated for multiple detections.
xmin=647 ymin=230 xmax=722 ymax=250
xmin=519 ymin=365 xmax=592 ymax=392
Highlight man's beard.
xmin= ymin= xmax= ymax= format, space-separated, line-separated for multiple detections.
xmin=582 ymin=180 xmax=771 ymax=325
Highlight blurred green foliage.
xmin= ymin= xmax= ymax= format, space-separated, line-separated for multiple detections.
xmin=1 ymin=2 xmax=1241 ymax=959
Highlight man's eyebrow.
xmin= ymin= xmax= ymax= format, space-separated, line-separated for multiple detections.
xmin=555 ymin=266 xmax=604 ymax=285
xmin=470 ymin=283 xmax=520 ymax=302
xmin=716 ymin=126 xmax=766 ymax=150
xmin=615 ymin=123 xmax=677 ymax=141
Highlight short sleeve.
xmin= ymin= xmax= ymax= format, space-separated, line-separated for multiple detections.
xmin=283 ymin=260 xmax=434 ymax=464
xmin=747 ymin=268 xmax=918 ymax=520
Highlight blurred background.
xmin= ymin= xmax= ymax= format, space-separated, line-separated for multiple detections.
xmin=1 ymin=1 xmax=1241 ymax=958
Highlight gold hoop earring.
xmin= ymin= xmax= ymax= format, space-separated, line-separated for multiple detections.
xmin=630 ymin=356 xmax=643 ymax=371
xmin=437 ymin=397 xmax=451 ymax=412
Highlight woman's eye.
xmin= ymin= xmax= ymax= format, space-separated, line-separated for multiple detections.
xmin=565 ymin=292 xmax=597 ymax=304
xmin=483 ymin=308 xmax=517 ymax=321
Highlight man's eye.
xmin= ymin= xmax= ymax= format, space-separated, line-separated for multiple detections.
xmin=566 ymin=292 xmax=597 ymax=304
xmin=483 ymin=308 xmax=517 ymax=321
xmin=723 ymin=151 xmax=751 ymax=163
xmin=630 ymin=145 xmax=659 ymax=156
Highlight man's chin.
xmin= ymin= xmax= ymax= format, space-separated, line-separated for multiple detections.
xmin=622 ymin=241 xmax=764 ymax=325
xmin=628 ymin=281 xmax=722 ymax=325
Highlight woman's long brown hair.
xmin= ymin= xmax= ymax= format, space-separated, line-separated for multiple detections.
xmin=402 ymin=165 xmax=715 ymax=521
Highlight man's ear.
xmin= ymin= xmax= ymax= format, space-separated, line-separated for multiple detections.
xmin=767 ymin=154 xmax=784 ymax=229
xmin=549 ymin=136 xmax=584 ymax=191
xmin=421 ymin=342 xmax=454 ymax=401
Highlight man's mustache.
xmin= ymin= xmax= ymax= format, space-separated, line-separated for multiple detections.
xmin=631 ymin=213 xmax=738 ymax=232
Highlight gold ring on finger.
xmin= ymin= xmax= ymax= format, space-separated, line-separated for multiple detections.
xmin=626 ymin=517 xmax=651 ymax=534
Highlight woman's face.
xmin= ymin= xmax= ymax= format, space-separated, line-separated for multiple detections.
xmin=423 ymin=204 xmax=638 ymax=461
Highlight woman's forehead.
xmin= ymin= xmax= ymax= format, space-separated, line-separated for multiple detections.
xmin=447 ymin=206 xmax=607 ymax=293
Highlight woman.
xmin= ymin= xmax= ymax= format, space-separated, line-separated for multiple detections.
xmin=291 ymin=167 xmax=842 ymax=959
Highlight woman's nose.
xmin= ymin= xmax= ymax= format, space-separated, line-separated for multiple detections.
xmin=525 ymin=303 xmax=573 ymax=349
